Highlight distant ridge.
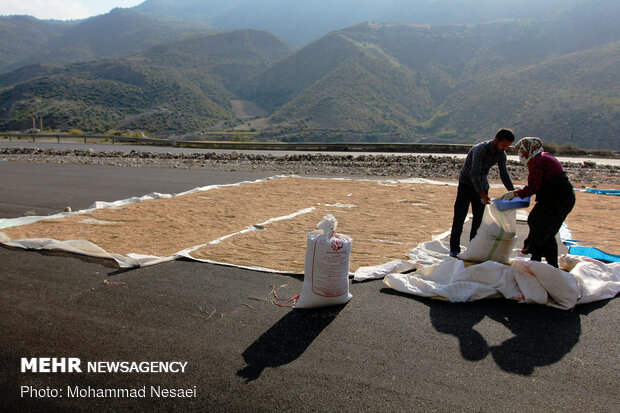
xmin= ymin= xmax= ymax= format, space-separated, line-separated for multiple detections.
xmin=0 ymin=8 xmax=213 ymax=73
xmin=0 ymin=30 xmax=293 ymax=134
xmin=134 ymin=0 xmax=584 ymax=46
xmin=236 ymin=12 xmax=620 ymax=148
xmin=0 ymin=0 xmax=619 ymax=149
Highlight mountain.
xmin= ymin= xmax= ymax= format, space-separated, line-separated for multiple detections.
xmin=136 ymin=29 xmax=293 ymax=93
xmin=0 ymin=30 xmax=293 ymax=134
xmin=240 ymin=32 xmax=364 ymax=111
xmin=0 ymin=8 xmax=213 ymax=74
xmin=271 ymin=53 xmax=434 ymax=136
xmin=134 ymin=0 xmax=583 ymax=46
xmin=435 ymin=40 xmax=620 ymax=148
xmin=1 ymin=0 xmax=619 ymax=149
xmin=0 ymin=16 xmax=67 ymax=74
xmin=0 ymin=59 xmax=231 ymax=134
xmin=233 ymin=1 xmax=620 ymax=149
xmin=241 ymin=30 xmax=435 ymax=133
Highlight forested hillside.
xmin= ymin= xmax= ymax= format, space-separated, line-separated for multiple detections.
xmin=238 ymin=11 xmax=620 ymax=148
xmin=0 ymin=30 xmax=293 ymax=134
xmin=0 ymin=9 xmax=213 ymax=73
xmin=1 ymin=0 xmax=618 ymax=149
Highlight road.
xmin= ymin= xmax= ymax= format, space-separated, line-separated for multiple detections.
xmin=2 ymin=140 xmax=619 ymax=166
xmin=1 ymin=161 xmax=618 ymax=412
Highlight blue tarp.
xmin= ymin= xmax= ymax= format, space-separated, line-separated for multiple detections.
xmin=585 ymin=188 xmax=620 ymax=196
xmin=568 ymin=246 xmax=620 ymax=263
xmin=565 ymin=188 xmax=619 ymax=261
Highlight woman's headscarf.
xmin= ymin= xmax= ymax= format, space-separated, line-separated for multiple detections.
xmin=514 ymin=137 xmax=544 ymax=166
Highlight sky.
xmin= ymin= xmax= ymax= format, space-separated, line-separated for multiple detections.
xmin=0 ymin=0 xmax=144 ymax=20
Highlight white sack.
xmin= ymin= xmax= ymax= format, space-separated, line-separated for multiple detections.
xmin=407 ymin=238 xmax=453 ymax=266
xmin=512 ymin=260 xmax=579 ymax=309
xmin=458 ymin=231 xmax=517 ymax=265
xmin=560 ymin=255 xmax=620 ymax=304
xmin=383 ymin=254 xmax=618 ymax=310
xmin=458 ymin=204 xmax=517 ymax=264
xmin=295 ymin=215 xmax=353 ymax=309
xmin=352 ymin=238 xmax=453 ymax=282
xmin=385 ymin=259 xmax=520 ymax=303
xmin=479 ymin=203 xmax=517 ymax=239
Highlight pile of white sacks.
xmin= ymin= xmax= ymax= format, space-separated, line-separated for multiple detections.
xmin=354 ymin=203 xmax=620 ymax=310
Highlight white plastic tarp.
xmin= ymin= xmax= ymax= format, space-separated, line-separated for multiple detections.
xmin=0 ymin=175 xmax=469 ymax=271
xmin=0 ymin=177 xmax=282 ymax=268
xmin=354 ymin=199 xmax=619 ymax=308
xmin=382 ymin=253 xmax=620 ymax=310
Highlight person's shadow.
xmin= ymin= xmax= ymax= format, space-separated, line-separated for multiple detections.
xmin=382 ymin=288 xmax=609 ymax=375
xmin=237 ymin=305 xmax=345 ymax=382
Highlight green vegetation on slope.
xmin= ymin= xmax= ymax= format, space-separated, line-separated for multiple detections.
xmin=0 ymin=30 xmax=293 ymax=134
xmin=0 ymin=9 xmax=213 ymax=74
xmin=1 ymin=0 xmax=619 ymax=149
xmin=272 ymin=54 xmax=433 ymax=136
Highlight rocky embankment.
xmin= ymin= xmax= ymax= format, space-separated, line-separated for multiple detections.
xmin=1 ymin=147 xmax=618 ymax=186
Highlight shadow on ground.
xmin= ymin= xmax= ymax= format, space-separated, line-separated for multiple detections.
xmin=381 ymin=288 xmax=611 ymax=375
xmin=237 ymin=305 xmax=345 ymax=382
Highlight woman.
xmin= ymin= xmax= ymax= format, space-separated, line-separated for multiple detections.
xmin=502 ymin=137 xmax=575 ymax=267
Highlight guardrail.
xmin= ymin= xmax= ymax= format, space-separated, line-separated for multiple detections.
xmin=2 ymin=132 xmax=617 ymax=157
xmin=0 ymin=133 xmax=174 ymax=145
xmin=0 ymin=133 xmax=474 ymax=153
xmin=175 ymin=140 xmax=474 ymax=153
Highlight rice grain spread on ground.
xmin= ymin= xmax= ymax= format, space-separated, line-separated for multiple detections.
xmin=1 ymin=175 xmax=617 ymax=272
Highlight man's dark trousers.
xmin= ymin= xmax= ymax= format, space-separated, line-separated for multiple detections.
xmin=449 ymin=182 xmax=485 ymax=254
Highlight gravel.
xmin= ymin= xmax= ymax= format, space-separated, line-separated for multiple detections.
xmin=1 ymin=147 xmax=618 ymax=186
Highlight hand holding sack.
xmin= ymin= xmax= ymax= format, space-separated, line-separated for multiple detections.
xmin=295 ymin=215 xmax=353 ymax=309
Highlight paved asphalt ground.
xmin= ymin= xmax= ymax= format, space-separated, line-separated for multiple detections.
xmin=1 ymin=161 xmax=618 ymax=412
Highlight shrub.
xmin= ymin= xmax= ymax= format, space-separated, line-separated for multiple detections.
xmin=558 ymin=143 xmax=587 ymax=156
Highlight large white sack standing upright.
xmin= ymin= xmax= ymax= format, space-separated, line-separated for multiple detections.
xmin=458 ymin=203 xmax=517 ymax=264
xmin=295 ymin=215 xmax=353 ymax=309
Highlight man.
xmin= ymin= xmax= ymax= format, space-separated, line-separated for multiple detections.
xmin=449 ymin=128 xmax=515 ymax=257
